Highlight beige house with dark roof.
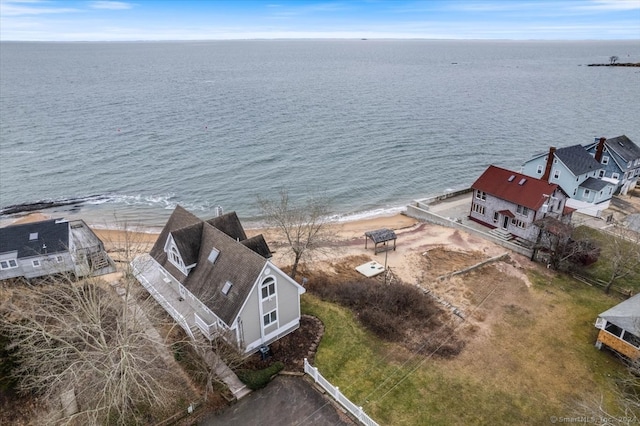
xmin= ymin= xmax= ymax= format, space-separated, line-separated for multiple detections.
xmin=132 ymin=206 xmax=305 ymax=355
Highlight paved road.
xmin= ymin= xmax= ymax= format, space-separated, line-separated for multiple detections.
xmin=201 ymin=375 xmax=355 ymax=426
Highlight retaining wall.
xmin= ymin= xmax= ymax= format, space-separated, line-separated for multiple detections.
xmin=406 ymin=204 xmax=533 ymax=258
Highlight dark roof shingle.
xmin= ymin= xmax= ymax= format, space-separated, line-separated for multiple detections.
xmin=149 ymin=206 xmax=271 ymax=325
xmin=554 ymin=144 xmax=602 ymax=176
xmin=0 ymin=219 xmax=69 ymax=258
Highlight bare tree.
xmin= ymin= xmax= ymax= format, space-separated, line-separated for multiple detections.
xmin=602 ymin=226 xmax=640 ymax=294
xmin=532 ymin=218 xmax=600 ymax=271
xmin=257 ymin=188 xmax=332 ymax=280
xmin=610 ymin=55 xmax=620 ymax=65
xmin=0 ymin=274 xmax=189 ymax=425
xmin=0 ymin=222 xmax=204 ymax=425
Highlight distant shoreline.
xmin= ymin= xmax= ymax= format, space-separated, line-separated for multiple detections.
xmin=587 ymin=63 xmax=640 ymax=67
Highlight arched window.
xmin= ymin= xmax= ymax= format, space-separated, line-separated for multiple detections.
xmin=261 ymin=277 xmax=275 ymax=300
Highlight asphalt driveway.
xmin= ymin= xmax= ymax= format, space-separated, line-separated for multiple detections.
xmin=201 ymin=375 xmax=355 ymax=426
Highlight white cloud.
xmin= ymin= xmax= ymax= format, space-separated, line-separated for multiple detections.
xmin=0 ymin=0 xmax=79 ymax=16
xmin=89 ymin=1 xmax=134 ymax=10
xmin=575 ymin=0 xmax=640 ymax=11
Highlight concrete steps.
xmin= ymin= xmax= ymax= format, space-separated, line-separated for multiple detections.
xmin=489 ymin=228 xmax=513 ymax=241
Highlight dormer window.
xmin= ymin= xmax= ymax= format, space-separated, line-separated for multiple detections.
xmin=602 ymin=156 xmax=609 ymax=165
xmin=170 ymin=246 xmax=183 ymax=268
xmin=29 ymin=232 xmax=38 ymax=241
xmin=222 ymin=281 xmax=233 ymax=295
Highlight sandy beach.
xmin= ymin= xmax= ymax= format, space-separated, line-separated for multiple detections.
xmin=8 ymin=210 xmax=513 ymax=287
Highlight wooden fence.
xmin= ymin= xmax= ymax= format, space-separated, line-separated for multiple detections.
xmin=304 ymin=358 xmax=379 ymax=426
xmin=571 ymin=273 xmax=634 ymax=298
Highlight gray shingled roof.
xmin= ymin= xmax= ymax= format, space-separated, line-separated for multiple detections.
xmin=149 ymin=206 xmax=271 ymax=325
xmin=149 ymin=205 xmax=202 ymax=266
xmin=554 ymin=144 xmax=602 ymax=176
xmin=0 ymin=219 xmax=69 ymax=258
xmin=599 ymin=293 xmax=640 ymax=335
xmin=580 ymin=177 xmax=609 ymax=191
xmin=241 ymin=235 xmax=272 ymax=258
xmin=206 ymin=212 xmax=248 ymax=241
xmin=606 ymin=135 xmax=640 ymax=164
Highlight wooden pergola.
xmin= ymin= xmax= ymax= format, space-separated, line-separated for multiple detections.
xmin=364 ymin=228 xmax=397 ymax=254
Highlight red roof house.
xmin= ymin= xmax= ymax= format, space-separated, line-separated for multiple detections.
xmin=469 ymin=165 xmax=572 ymax=243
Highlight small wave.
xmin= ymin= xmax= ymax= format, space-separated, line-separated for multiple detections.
xmin=326 ymin=205 xmax=406 ymax=224
xmin=86 ymin=193 xmax=215 ymax=213
xmin=4 ymin=150 xmax=37 ymax=154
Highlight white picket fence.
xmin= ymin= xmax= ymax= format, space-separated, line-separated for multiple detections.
xmin=303 ymin=358 xmax=379 ymax=426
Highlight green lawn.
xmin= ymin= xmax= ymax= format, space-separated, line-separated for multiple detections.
xmin=302 ymin=268 xmax=630 ymax=425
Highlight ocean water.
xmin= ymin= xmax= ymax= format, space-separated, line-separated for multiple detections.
xmin=1 ymin=40 xmax=639 ymax=230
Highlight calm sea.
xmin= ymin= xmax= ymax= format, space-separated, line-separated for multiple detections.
xmin=1 ymin=40 xmax=639 ymax=230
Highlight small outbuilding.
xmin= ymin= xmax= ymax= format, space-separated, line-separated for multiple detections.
xmin=595 ymin=293 xmax=640 ymax=360
xmin=364 ymin=228 xmax=397 ymax=254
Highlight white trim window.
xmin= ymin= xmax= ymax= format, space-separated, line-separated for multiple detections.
xmin=516 ymin=205 xmax=529 ymax=216
xmin=612 ymin=172 xmax=620 ymax=180
xmin=32 ymin=259 xmax=41 ymax=268
xmin=536 ymin=165 xmax=543 ymax=174
xmin=475 ymin=190 xmax=486 ymax=201
xmin=261 ymin=277 xmax=276 ymax=300
xmin=512 ymin=218 xmax=526 ymax=229
xmin=263 ymin=310 xmax=277 ymax=326
xmin=471 ymin=203 xmax=485 ymax=215
xmin=602 ymin=156 xmax=609 ymax=165
xmin=584 ymin=189 xmax=591 ymax=197
xmin=598 ymin=170 xmax=605 ymax=178
xmin=0 ymin=259 xmax=18 ymax=270
xmin=553 ymin=169 xmax=560 ymax=180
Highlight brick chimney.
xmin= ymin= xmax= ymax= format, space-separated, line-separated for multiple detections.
xmin=594 ymin=137 xmax=606 ymax=162
xmin=541 ymin=147 xmax=556 ymax=182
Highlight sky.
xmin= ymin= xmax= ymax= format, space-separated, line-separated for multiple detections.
xmin=1 ymin=0 xmax=639 ymax=41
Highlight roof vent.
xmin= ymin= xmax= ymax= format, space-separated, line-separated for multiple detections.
xmin=619 ymin=141 xmax=625 ymax=147
xmin=518 ymin=178 xmax=527 ymax=186
xmin=29 ymin=232 xmax=38 ymax=241
xmin=222 ymin=281 xmax=233 ymax=295
xmin=508 ymin=175 xmax=515 ymax=182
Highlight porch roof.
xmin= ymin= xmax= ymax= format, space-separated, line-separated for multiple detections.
xmin=599 ymin=293 xmax=640 ymax=335
xmin=498 ymin=209 xmax=515 ymax=218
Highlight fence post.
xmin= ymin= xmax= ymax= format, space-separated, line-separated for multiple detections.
xmin=335 ymin=386 xmax=340 ymax=400
xmin=359 ymin=406 xmax=364 ymax=421
xmin=313 ymin=366 xmax=319 ymax=383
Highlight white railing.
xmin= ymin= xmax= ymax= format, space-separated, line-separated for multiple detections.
xmin=194 ymin=313 xmax=216 ymax=340
xmin=303 ymin=358 xmax=379 ymax=426
xmin=132 ymin=260 xmax=195 ymax=340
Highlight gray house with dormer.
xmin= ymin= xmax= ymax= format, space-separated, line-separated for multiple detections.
xmin=522 ymin=145 xmax=616 ymax=217
xmin=0 ymin=218 xmax=115 ymax=281
xmin=132 ymin=206 xmax=305 ymax=355
xmin=584 ymin=136 xmax=640 ymax=196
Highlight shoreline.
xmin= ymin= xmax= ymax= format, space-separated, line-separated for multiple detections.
xmin=4 ymin=209 xmax=421 ymax=250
